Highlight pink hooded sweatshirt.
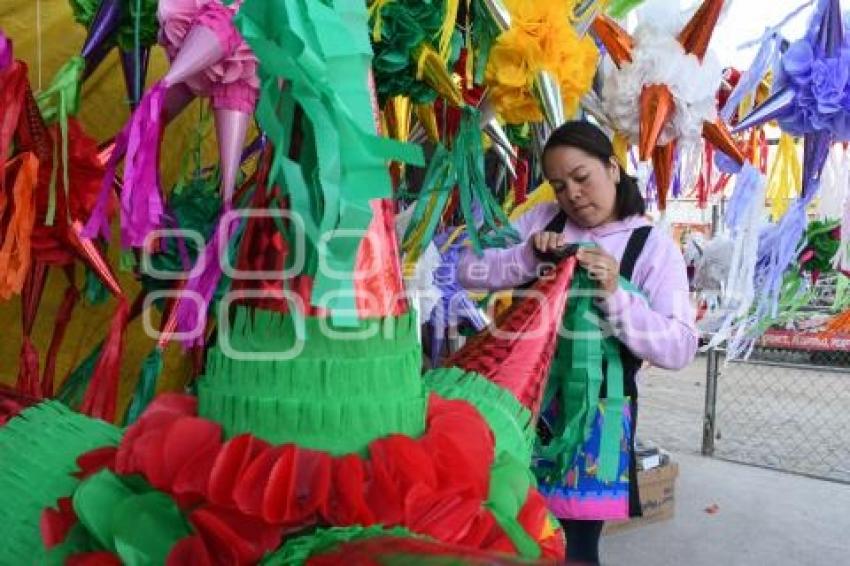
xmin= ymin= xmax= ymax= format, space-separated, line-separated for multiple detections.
xmin=458 ymin=203 xmax=698 ymax=370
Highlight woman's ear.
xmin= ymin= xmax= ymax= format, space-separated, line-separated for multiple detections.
xmin=609 ymin=157 xmax=621 ymax=184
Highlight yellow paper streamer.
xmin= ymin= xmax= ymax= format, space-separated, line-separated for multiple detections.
xmin=368 ymin=0 xmax=395 ymax=42
xmin=766 ymin=133 xmax=802 ymax=221
xmin=439 ymin=0 xmax=460 ymax=62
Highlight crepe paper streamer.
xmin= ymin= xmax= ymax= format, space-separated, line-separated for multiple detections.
xmin=0 ymin=152 xmax=38 ymax=299
xmin=56 ymin=342 xmax=104 ymax=411
xmin=705 ymin=164 xmax=767 ymax=350
xmin=402 ymin=107 xmax=518 ymax=263
xmin=237 ymin=0 xmax=424 ymax=324
xmin=41 ymin=284 xmax=82 ymax=399
xmin=818 ymin=145 xmax=850 ymax=221
xmin=369 ymin=0 xmax=461 ymax=105
xmin=0 ymin=401 xmax=120 ymax=563
xmin=35 ymin=56 xmax=85 ymax=226
xmin=263 ymin=526 xmax=421 ymax=566
xmin=79 ymin=297 xmax=130 ymax=423
xmin=721 ymin=32 xmax=782 ymax=124
xmin=123 ymin=347 xmax=163 ymax=426
xmin=608 ymin=0 xmax=647 ymax=18
xmin=536 ymin=268 xmax=631 ymax=484
xmin=119 ymin=81 xmax=168 ymax=247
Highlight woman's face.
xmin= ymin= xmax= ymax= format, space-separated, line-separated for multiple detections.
xmin=543 ymin=146 xmax=619 ymax=229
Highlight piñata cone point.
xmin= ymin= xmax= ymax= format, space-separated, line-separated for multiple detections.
xmin=702 ymin=117 xmax=745 ymax=165
xmin=591 ymin=15 xmax=634 ymax=68
xmin=639 ymin=84 xmax=674 ymax=161
xmin=653 ymin=141 xmax=676 ymax=211
xmin=445 ymin=257 xmax=579 ymax=419
xmin=678 ymin=0 xmax=725 ymax=61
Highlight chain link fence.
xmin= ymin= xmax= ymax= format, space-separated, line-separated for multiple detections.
xmin=702 ymin=346 xmax=850 ymax=483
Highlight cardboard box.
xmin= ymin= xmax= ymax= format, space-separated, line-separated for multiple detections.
xmin=603 ymin=461 xmax=679 ymax=535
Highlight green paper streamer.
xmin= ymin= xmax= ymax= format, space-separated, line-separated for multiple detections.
xmin=57 ymin=341 xmax=104 ymax=410
xmin=123 ymin=347 xmax=163 ymax=426
xmin=36 ymin=56 xmax=85 ymax=226
xmin=84 ymin=265 xmax=110 ymax=306
xmin=237 ymin=0 xmax=424 ymax=325
xmin=535 ymin=268 xmax=632 ymax=484
xmin=485 ymin=452 xmax=540 ymax=559
xmin=402 ymin=107 xmax=519 ymax=261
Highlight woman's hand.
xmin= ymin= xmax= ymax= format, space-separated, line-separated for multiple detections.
xmin=532 ymin=232 xmax=568 ymax=257
xmin=577 ymin=246 xmax=619 ymax=297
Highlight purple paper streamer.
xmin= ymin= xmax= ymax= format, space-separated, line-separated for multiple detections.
xmin=82 ymin=125 xmax=130 ymax=242
xmin=121 ymin=81 xmax=168 ymax=248
xmin=172 ymin=219 xmax=238 ymax=348
xmin=724 ymin=163 xmax=762 ymax=233
xmin=428 ymin=244 xmax=487 ymax=366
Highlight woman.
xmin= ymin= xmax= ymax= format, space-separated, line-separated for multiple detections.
xmin=458 ymin=121 xmax=697 ymax=564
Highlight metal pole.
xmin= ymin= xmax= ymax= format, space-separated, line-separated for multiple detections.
xmin=710 ymin=204 xmax=720 ymax=237
xmin=702 ymin=347 xmax=720 ymax=456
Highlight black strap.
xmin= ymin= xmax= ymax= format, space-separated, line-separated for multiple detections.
xmin=619 ymin=226 xmax=652 ymax=281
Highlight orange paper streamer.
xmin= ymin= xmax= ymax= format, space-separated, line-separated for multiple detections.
xmin=652 ymin=142 xmax=676 ymax=211
xmin=0 ymin=152 xmax=39 ymax=299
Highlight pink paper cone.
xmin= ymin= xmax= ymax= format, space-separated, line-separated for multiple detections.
xmin=164 ymin=25 xmax=225 ymax=88
xmin=214 ymin=107 xmax=250 ymax=207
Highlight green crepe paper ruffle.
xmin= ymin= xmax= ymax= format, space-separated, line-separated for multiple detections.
xmin=262 ymin=526 xmax=420 ymax=565
xmin=46 ymin=470 xmax=191 ymax=565
xmin=424 ymin=367 xmax=534 ymax=466
xmin=198 ymin=307 xmax=428 ymax=455
xmin=0 ymin=401 xmax=121 ymax=563
xmin=70 ymin=0 xmax=159 ymax=51
xmin=371 ymin=0 xmax=461 ymax=105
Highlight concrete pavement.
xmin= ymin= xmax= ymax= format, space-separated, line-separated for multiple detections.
xmin=603 ymin=452 xmax=850 ymax=566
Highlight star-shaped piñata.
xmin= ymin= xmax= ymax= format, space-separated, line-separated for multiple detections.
xmin=593 ymin=0 xmax=744 ymax=210
xmin=734 ymin=0 xmax=849 ymax=198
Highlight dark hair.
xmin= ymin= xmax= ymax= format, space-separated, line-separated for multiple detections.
xmin=543 ymin=120 xmax=646 ymax=220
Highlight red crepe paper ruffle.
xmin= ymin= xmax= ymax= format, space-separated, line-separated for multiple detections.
xmin=53 ymin=393 xmax=564 ymax=563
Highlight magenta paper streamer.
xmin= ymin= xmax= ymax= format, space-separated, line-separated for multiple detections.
xmin=121 ymin=80 xmax=168 ymax=248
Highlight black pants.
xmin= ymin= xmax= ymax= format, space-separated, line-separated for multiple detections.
xmin=561 ymin=519 xmax=604 ymax=565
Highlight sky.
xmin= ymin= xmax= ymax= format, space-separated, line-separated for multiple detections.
xmin=632 ymin=0 xmax=816 ymax=69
